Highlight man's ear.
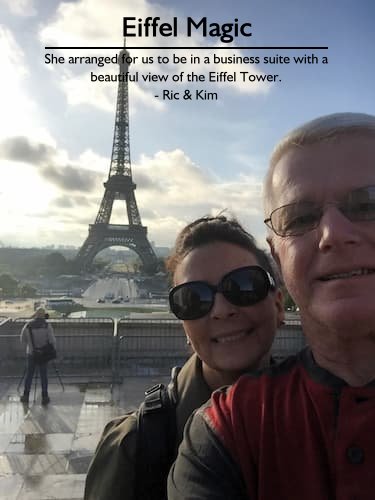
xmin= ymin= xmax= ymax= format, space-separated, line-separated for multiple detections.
xmin=274 ymin=289 xmax=285 ymax=327
xmin=267 ymin=234 xmax=281 ymax=270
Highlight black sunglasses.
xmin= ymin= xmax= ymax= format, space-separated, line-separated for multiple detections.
xmin=169 ymin=266 xmax=275 ymax=320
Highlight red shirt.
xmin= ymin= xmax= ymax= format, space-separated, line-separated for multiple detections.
xmin=168 ymin=349 xmax=375 ymax=500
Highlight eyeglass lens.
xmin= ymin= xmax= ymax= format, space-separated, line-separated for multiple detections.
xmin=270 ymin=185 xmax=375 ymax=236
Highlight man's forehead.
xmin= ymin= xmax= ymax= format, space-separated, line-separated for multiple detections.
xmin=270 ymin=136 xmax=375 ymax=202
xmin=270 ymin=147 xmax=310 ymax=201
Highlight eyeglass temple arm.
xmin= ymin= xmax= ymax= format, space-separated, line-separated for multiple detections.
xmin=266 ymin=272 xmax=276 ymax=288
xmin=264 ymin=217 xmax=272 ymax=227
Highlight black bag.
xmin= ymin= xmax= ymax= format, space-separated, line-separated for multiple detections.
xmin=32 ymin=342 xmax=57 ymax=364
xmin=28 ymin=326 xmax=57 ymax=364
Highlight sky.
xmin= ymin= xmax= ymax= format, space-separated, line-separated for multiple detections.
xmin=0 ymin=0 xmax=374 ymax=253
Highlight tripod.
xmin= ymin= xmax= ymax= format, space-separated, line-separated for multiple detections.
xmin=18 ymin=360 xmax=65 ymax=403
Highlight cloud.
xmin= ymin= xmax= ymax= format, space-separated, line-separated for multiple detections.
xmin=42 ymin=164 xmax=101 ymax=192
xmin=76 ymin=148 xmax=108 ymax=173
xmin=134 ymin=149 xmax=210 ymax=194
xmin=0 ymin=135 xmax=103 ymax=193
xmin=0 ymin=136 xmax=55 ymax=165
xmin=0 ymin=27 xmax=32 ymax=135
xmin=1 ymin=0 xmax=36 ymax=16
xmin=0 ymin=26 xmax=55 ymax=145
xmin=0 ymin=136 xmax=266 ymax=248
xmin=51 ymin=194 xmax=93 ymax=208
xmin=40 ymin=147 xmax=264 ymax=248
xmin=128 ymin=149 xmax=266 ymax=246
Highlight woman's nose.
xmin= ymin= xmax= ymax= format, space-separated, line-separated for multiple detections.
xmin=209 ymin=292 xmax=238 ymax=319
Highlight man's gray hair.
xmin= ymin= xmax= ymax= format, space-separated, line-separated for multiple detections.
xmin=264 ymin=112 xmax=375 ymax=215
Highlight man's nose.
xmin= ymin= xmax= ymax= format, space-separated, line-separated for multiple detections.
xmin=318 ymin=205 xmax=361 ymax=252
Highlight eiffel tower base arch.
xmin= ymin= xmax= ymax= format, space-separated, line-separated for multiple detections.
xmin=75 ymin=224 xmax=158 ymax=274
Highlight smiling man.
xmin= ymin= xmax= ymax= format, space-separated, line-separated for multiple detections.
xmin=168 ymin=112 xmax=375 ymax=500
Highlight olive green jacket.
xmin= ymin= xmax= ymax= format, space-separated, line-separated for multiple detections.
xmin=84 ymin=354 xmax=211 ymax=500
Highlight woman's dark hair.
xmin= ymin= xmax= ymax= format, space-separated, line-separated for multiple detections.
xmin=166 ymin=215 xmax=279 ymax=285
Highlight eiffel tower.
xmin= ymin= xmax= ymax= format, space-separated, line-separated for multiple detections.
xmin=75 ymin=42 xmax=158 ymax=274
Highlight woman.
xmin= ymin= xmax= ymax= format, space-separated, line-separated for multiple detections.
xmin=84 ymin=215 xmax=284 ymax=500
xmin=20 ymin=307 xmax=56 ymax=405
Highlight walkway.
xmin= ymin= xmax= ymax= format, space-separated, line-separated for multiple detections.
xmin=0 ymin=374 xmax=169 ymax=499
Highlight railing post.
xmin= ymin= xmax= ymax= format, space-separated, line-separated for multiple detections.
xmin=111 ymin=318 xmax=122 ymax=391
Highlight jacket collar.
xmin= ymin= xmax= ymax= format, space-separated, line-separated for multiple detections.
xmin=175 ymin=354 xmax=212 ymax=443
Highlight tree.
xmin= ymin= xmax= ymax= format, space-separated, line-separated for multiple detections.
xmin=42 ymin=252 xmax=68 ymax=277
xmin=19 ymin=283 xmax=37 ymax=298
xmin=0 ymin=273 xmax=18 ymax=296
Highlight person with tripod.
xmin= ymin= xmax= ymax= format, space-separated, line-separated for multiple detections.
xmin=20 ymin=307 xmax=56 ymax=405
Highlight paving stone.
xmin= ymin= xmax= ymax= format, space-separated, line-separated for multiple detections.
xmin=0 ymin=378 xmax=163 ymax=499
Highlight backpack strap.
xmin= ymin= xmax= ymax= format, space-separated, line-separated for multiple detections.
xmin=27 ymin=326 xmax=36 ymax=350
xmin=167 ymin=366 xmax=180 ymax=404
xmin=135 ymin=366 xmax=181 ymax=500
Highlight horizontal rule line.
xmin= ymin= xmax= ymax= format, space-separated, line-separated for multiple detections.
xmin=45 ymin=46 xmax=329 ymax=50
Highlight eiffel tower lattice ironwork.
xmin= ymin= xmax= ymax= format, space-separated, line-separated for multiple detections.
xmin=75 ymin=43 xmax=158 ymax=274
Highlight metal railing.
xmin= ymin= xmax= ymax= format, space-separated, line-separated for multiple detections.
xmin=0 ymin=317 xmax=306 ymax=380
xmin=0 ymin=333 xmax=114 ymax=379
xmin=114 ymin=318 xmax=189 ymax=376
xmin=272 ymin=324 xmax=306 ymax=360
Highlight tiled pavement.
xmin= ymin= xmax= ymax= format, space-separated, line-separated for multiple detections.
xmin=0 ymin=374 xmax=169 ymax=500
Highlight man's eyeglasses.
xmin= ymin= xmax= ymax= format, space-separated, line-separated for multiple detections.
xmin=264 ymin=185 xmax=375 ymax=237
xmin=169 ymin=266 xmax=275 ymax=321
